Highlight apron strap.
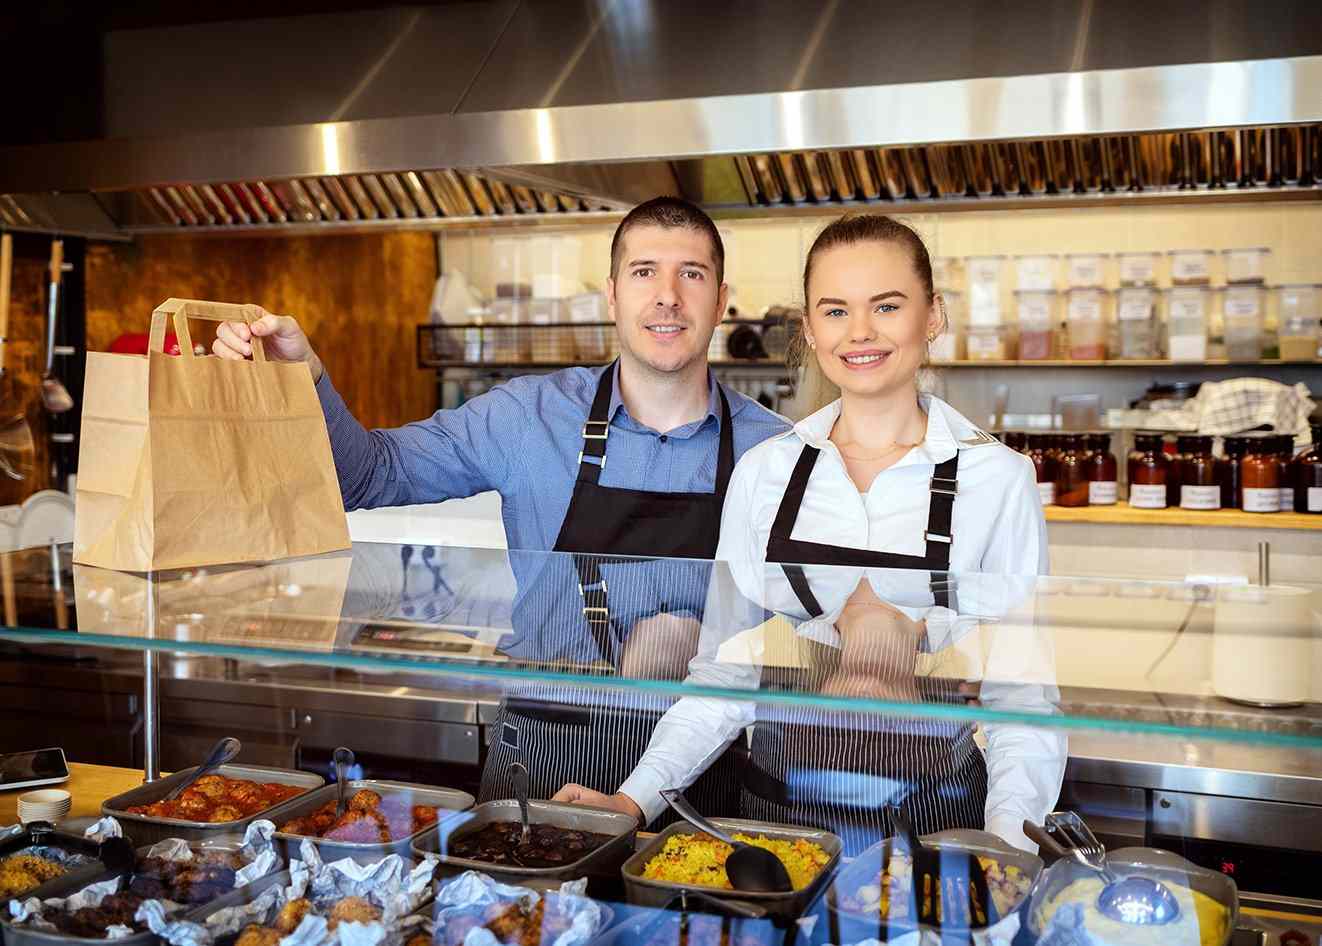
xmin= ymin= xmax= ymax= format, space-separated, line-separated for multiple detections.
xmin=922 ymin=453 xmax=959 ymax=568
xmin=574 ymin=363 xmax=618 ymax=485
xmin=770 ymin=445 xmax=820 ymax=540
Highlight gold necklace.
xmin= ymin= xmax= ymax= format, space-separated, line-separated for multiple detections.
xmin=838 ymin=440 xmax=920 ymax=462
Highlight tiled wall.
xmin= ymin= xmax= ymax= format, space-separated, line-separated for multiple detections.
xmin=440 ymin=201 xmax=1322 ymax=422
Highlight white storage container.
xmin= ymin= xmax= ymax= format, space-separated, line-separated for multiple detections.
xmin=1117 ymin=252 xmax=1159 ymax=287
xmin=1066 ymin=288 xmax=1108 ymax=360
xmin=966 ymin=255 xmax=1005 ymax=326
xmin=1065 ymin=253 xmax=1109 ymax=289
xmin=1116 ymin=287 xmax=1160 ymax=359
xmin=1222 ymin=247 xmax=1271 ymax=286
xmin=1166 ymin=287 xmax=1210 ymax=362
xmin=1168 ymin=249 xmax=1213 ymax=286
xmin=1275 ymin=284 xmax=1321 ymax=361
xmin=1014 ymin=254 xmax=1057 ymax=292
xmin=1221 ymin=285 xmax=1266 ymax=361
xmin=1015 ymin=290 xmax=1056 ymax=361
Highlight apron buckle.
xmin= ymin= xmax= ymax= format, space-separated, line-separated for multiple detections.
xmin=929 ymin=475 xmax=959 ymax=496
xmin=582 ymin=421 xmax=610 ymax=440
xmin=577 ymin=578 xmax=608 ymax=596
xmin=583 ymin=606 xmax=610 ymax=626
xmin=576 ymin=450 xmax=606 ymax=470
xmin=923 ymin=530 xmax=952 ymax=544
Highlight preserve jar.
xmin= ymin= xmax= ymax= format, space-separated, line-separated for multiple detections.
xmin=1292 ymin=425 xmax=1322 ymax=513
xmin=1086 ymin=433 xmax=1118 ymax=505
xmin=1178 ymin=435 xmax=1220 ymax=510
xmin=1003 ymin=430 xmax=1027 ymax=453
xmin=1028 ymin=434 xmax=1056 ymax=506
xmin=1055 ymin=435 xmax=1090 ymax=507
xmin=1240 ymin=435 xmax=1280 ymax=514
xmin=1217 ymin=435 xmax=1249 ymax=511
xmin=1129 ymin=433 xmax=1169 ymax=509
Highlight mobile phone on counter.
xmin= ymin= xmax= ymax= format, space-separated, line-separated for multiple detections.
xmin=0 ymin=747 xmax=71 ymax=790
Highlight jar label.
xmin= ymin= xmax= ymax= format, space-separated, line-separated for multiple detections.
xmin=1310 ymin=487 xmax=1322 ymax=512
xmin=1117 ymin=289 xmax=1155 ymax=321
xmin=1171 ymin=252 xmax=1210 ymax=282
xmin=1068 ymin=256 xmax=1103 ymax=287
xmin=1129 ymin=484 xmax=1167 ymax=508
xmin=967 ymin=333 xmax=1003 ymax=356
xmin=1016 ymin=257 xmax=1055 ymax=291
xmin=1181 ymin=485 xmax=1220 ymax=510
xmin=1088 ymin=481 xmax=1118 ymax=505
xmin=1018 ymin=294 xmax=1052 ymax=326
xmin=1038 ymin=482 xmax=1056 ymax=506
xmin=1225 ymin=287 xmax=1262 ymax=318
xmin=1242 ymin=487 xmax=1280 ymax=513
xmin=1280 ymin=487 xmax=1294 ymax=510
xmin=1068 ymin=291 xmax=1104 ymax=322
xmin=1120 ymin=255 xmax=1156 ymax=285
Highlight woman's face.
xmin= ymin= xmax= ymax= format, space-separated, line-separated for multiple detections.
xmin=804 ymin=240 xmax=941 ymax=399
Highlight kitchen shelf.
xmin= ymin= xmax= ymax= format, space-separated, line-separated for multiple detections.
xmin=932 ymin=359 xmax=1319 ymax=369
xmin=1046 ymin=502 xmax=1322 ymax=530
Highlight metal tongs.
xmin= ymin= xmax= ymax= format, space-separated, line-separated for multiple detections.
xmin=333 ymin=747 xmax=356 ymax=818
xmin=887 ymin=804 xmax=997 ymax=930
xmin=163 ymin=737 xmax=241 ymax=801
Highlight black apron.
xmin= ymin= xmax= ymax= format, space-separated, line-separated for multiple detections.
xmin=480 ymin=364 xmax=744 ymax=825
xmin=745 ymin=443 xmax=988 ymax=854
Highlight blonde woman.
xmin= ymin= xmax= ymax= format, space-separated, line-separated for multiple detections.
xmin=558 ymin=215 xmax=1062 ymax=853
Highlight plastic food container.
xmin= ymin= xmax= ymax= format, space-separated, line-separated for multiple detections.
xmin=1221 ymin=286 xmax=1266 ymax=361
xmin=1117 ymin=252 xmax=1158 ymax=287
xmin=1014 ymin=255 xmax=1057 ymax=292
xmin=965 ymin=255 xmax=1005 ymax=326
xmin=1222 ymin=247 xmax=1271 ymax=285
xmin=1168 ymin=249 xmax=1213 ymax=286
xmin=269 ymin=779 xmax=473 ymax=865
xmin=621 ymin=817 xmax=843 ymax=923
xmin=1066 ymin=288 xmax=1108 ymax=360
xmin=1014 ymin=290 xmax=1056 ymax=361
xmin=101 ymin=764 xmax=324 ymax=846
xmin=1166 ymin=287 xmax=1210 ymax=362
xmin=1116 ymin=287 xmax=1160 ymax=359
xmin=966 ymin=325 xmax=1013 ymax=361
xmin=415 ymin=799 xmax=637 ymax=889
xmin=1065 ymin=253 xmax=1109 ymax=289
xmin=930 ymin=290 xmax=964 ymax=361
xmin=1275 ymin=284 xmax=1321 ymax=361
xmin=826 ymin=829 xmax=1042 ymax=944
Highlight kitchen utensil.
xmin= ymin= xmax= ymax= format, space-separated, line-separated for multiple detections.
xmin=660 ymin=788 xmax=792 ymax=893
xmin=333 ymin=745 xmax=355 ymax=817
xmin=888 ymin=804 xmax=998 ymax=929
xmin=1036 ymin=812 xmax=1180 ymax=925
xmin=508 ymin=761 xmax=531 ymax=844
xmin=162 ymin=736 xmax=242 ymax=801
xmin=41 ymin=240 xmax=73 ymax=414
xmin=0 ymin=233 xmax=34 ymax=483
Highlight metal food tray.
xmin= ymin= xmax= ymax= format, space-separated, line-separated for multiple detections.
xmin=414 ymin=800 xmax=638 ymax=889
xmin=0 ymin=834 xmax=264 ymax=946
xmin=826 ymin=828 xmax=1043 ymax=942
xmin=1024 ymin=846 xmax=1239 ymax=946
xmin=417 ymin=889 xmax=615 ymax=945
xmin=0 ymin=824 xmax=129 ymax=906
xmin=270 ymin=780 xmax=474 ymax=865
xmin=620 ymin=818 xmax=843 ymax=922
xmin=101 ymin=764 xmax=324 ymax=846
xmin=589 ymin=896 xmax=781 ymax=946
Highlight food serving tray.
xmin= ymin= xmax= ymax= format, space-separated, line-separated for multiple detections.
xmin=1024 ymin=845 xmax=1238 ymax=946
xmin=269 ymin=780 xmax=473 ymax=865
xmin=826 ymin=828 xmax=1042 ymax=943
xmin=0 ymin=824 xmax=131 ymax=907
xmin=101 ymin=764 xmax=324 ymax=846
xmin=414 ymin=800 xmax=638 ymax=889
xmin=620 ymin=817 xmax=843 ymax=923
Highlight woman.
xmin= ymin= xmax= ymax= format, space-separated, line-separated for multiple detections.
xmin=557 ymin=214 xmax=1063 ymax=852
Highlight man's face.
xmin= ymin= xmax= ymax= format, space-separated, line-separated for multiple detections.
xmin=607 ymin=224 xmax=727 ymax=376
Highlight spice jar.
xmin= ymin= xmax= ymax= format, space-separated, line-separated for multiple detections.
xmin=1086 ymin=433 xmax=1118 ymax=505
xmin=1003 ymin=430 xmax=1027 ymax=453
xmin=1240 ymin=435 xmax=1280 ymax=513
xmin=1054 ymin=435 xmax=1090 ymax=507
xmin=1217 ymin=435 xmax=1250 ymax=511
xmin=1027 ymin=434 xmax=1056 ymax=506
xmin=1292 ymin=425 xmax=1322 ymax=513
xmin=1273 ymin=436 xmax=1295 ymax=512
xmin=1178 ymin=435 xmax=1219 ymax=510
xmin=1128 ymin=432 xmax=1169 ymax=509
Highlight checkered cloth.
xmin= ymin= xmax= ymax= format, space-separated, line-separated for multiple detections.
xmin=1194 ymin=378 xmax=1316 ymax=443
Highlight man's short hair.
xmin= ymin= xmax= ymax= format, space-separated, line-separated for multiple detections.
xmin=609 ymin=196 xmax=725 ymax=284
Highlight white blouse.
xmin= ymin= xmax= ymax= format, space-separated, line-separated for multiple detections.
xmin=619 ymin=395 xmax=1066 ymax=852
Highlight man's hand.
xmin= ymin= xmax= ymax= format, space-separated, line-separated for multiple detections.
xmin=551 ymin=784 xmax=644 ymax=826
xmin=213 ymin=313 xmax=324 ymax=383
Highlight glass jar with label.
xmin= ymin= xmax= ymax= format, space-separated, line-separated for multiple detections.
xmin=1116 ymin=287 xmax=1159 ymax=359
xmin=1273 ymin=436 xmax=1295 ymax=512
xmin=1128 ymin=432 xmax=1169 ymax=509
xmin=1085 ymin=433 xmax=1118 ymax=505
xmin=1275 ymin=284 xmax=1321 ymax=362
xmin=1118 ymin=252 xmax=1158 ymax=287
xmin=1239 ymin=435 xmax=1280 ymax=514
xmin=1054 ymin=435 xmax=1090 ymax=507
xmin=1178 ymin=435 xmax=1219 ymax=510
xmin=1066 ymin=253 xmax=1109 ymax=289
xmin=1222 ymin=286 xmax=1266 ymax=361
xmin=1028 ymin=433 xmax=1056 ymax=506
xmin=1166 ymin=287 xmax=1210 ymax=362
xmin=1222 ymin=247 xmax=1271 ymax=285
xmin=966 ymin=325 xmax=1012 ymax=361
xmin=1168 ymin=249 xmax=1213 ymax=286
xmin=1014 ymin=255 xmax=1057 ymax=292
xmin=966 ymin=255 xmax=1006 ymax=327
xmin=1217 ymin=435 xmax=1250 ymax=510
xmin=1015 ymin=290 xmax=1055 ymax=360
xmin=1292 ymin=425 xmax=1322 ymax=513
xmin=1066 ymin=288 xmax=1108 ymax=360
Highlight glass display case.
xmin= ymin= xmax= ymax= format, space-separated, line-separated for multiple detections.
xmin=1 ymin=542 xmax=1320 ymax=946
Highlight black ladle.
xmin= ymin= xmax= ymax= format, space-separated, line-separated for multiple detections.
xmin=333 ymin=746 xmax=356 ymax=818
xmin=163 ymin=737 xmax=241 ymax=801
xmin=660 ymin=789 xmax=792 ymax=893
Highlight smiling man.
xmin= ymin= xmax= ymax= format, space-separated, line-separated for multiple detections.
xmin=212 ymin=196 xmax=789 ymax=815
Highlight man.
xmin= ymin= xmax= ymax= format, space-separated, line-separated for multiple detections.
xmin=213 ymin=197 xmax=788 ymax=820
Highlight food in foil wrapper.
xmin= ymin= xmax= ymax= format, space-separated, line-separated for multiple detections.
xmin=421 ymin=872 xmax=608 ymax=946
xmin=1 ymin=847 xmax=96 ymax=899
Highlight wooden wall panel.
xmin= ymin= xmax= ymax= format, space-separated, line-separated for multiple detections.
xmin=85 ymin=232 xmax=437 ymax=431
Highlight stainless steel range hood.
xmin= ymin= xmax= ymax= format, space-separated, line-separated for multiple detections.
xmin=2 ymin=0 xmax=1320 ymax=239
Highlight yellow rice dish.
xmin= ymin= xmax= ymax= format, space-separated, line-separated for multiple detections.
xmin=642 ymin=832 xmax=830 ymax=891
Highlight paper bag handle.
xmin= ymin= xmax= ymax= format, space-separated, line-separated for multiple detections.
xmin=149 ymin=298 xmax=269 ymax=362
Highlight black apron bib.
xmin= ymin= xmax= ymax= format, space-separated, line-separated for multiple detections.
xmin=745 ymin=443 xmax=987 ymax=854
xmin=480 ymin=364 xmax=743 ymax=824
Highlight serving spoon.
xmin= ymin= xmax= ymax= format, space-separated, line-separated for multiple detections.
xmin=660 ymin=788 xmax=792 ymax=893
xmin=508 ymin=762 xmax=532 ymax=845
xmin=163 ymin=737 xmax=241 ymax=801
xmin=333 ymin=746 xmax=356 ymax=818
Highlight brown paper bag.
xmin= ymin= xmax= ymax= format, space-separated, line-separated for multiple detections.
xmin=73 ymin=298 xmax=351 ymax=571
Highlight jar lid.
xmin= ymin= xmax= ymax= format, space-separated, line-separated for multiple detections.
xmin=1133 ymin=431 xmax=1165 ymax=447
xmin=1085 ymin=432 xmax=1111 ymax=448
xmin=1177 ymin=434 xmax=1213 ymax=451
xmin=1222 ymin=435 xmax=1253 ymax=454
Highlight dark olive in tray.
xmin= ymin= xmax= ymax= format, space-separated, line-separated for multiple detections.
xmin=447 ymin=822 xmax=613 ymax=868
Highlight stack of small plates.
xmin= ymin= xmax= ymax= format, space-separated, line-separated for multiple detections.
xmin=18 ymin=789 xmax=72 ymax=824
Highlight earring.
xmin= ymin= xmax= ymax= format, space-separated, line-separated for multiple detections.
xmin=927 ymin=331 xmax=938 ymax=342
